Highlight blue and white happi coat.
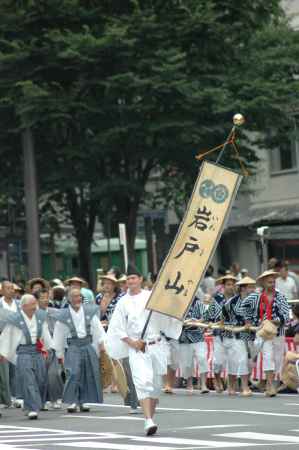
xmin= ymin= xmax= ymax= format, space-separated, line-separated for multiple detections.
xmin=206 ymin=293 xmax=228 ymax=338
xmin=96 ymin=291 xmax=124 ymax=323
xmin=179 ymin=298 xmax=206 ymax=344
xmin=242 ymin=289 xmax=289 ymax=336
xmin=222 ymin=294 xmax=254 ymax=341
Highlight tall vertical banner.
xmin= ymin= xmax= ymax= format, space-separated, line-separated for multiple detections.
xmin=146 ymin=161 xmax=242 ymax=320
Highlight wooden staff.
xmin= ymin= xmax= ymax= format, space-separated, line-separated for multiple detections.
xmin=183 ymin=319 xmax=258 ymax=333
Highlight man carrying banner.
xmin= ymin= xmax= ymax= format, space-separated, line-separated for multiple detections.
xmin=206 ymin=274 xmax=237 ymax=393
xmin=106 ymin=264 xmax=182 ymax=436
xmin=242 ymin=270 xmax=289 ymax=397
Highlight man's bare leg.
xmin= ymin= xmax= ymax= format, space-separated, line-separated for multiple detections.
xmin=164 ymin=367 xmax=176 ymax=393
xmin=200 ymin=373 xmax=209 ymax=393
xmin=214 ymin=373 xmax=223 ymax=393
xmin=265 ymin=370 xmax=276 ymax=396
xmin=241 ymin=375 xmax=252 ymax=396
xmin=140 ymin=398 xmax=152 ymax=418
xmin=228 ymin=375 xmax=237 ymax=395
xmin=150 ymin=398 xmax=158 ymax=417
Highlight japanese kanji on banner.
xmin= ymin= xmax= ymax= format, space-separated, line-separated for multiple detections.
xmin=146 ymin=161 xmax=242 ymax=320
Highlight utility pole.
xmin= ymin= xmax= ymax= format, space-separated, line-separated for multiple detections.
xmin=22 ymin=127 xmax=42 ymax=277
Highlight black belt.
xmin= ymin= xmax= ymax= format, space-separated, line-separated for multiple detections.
xmin=147 ymin=337 xmax=161 ymax=346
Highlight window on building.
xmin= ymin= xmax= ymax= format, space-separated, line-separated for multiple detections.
xmin=270 ymin=133 xmax=298 ymax=173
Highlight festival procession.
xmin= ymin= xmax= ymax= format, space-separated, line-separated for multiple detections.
xmin=2 ymin=2 xmax=299 ymax=449
xmin=1 ymin=153 xmax=299 ymax=436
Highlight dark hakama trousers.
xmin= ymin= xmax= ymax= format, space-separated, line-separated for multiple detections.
xmin=46 ymin=349 xmax=64 ymax=402
xmin=16 ymin=344 xmax=47 ymax=412
xmin=0 ymin=362 xmax=11 ymax=406
xmin=63 ymin=336 xmax=103 ymax=405
xmin=9 ymin=363 xmax=16 ymax=397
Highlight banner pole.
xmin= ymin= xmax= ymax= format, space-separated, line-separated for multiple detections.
xmin=141 ymin=115 xmax=244 ymax=340
xmin=118 ymin=223 xmax=129 ymax=271
xmin=216 ymin=126 xmax=235 ymax=164
xmin=141 ymin=310 xmax=152 ymax=340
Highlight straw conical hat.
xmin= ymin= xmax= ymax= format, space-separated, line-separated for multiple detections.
xmin=100 ymin=274 xmax=118 ymax=284
xmin=216 ymin=274 xmax=237 ymax=283
xmin=236 ymin=276 xmax=256 ymax=286
xmin=118 ymin=275 xmax=127 ymax=283
xmin=257 ymin=270 xmax=279 ymax=282
xmin=64 ymin=276 xmax=87 ymax=286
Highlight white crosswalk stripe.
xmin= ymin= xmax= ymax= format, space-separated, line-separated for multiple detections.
xmin=1 ymin=425 xmax=299 ymax=449
xmin=216 ymin=431 xmax=299 ymax=443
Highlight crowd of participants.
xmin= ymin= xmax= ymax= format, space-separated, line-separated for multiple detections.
xmin=0 ymin=259 xmax=298 ymax=436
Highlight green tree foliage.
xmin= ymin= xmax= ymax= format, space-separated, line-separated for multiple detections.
xmin=0 ymin=0 xmax=298 ymax=282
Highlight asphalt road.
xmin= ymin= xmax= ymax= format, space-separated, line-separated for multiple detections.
xmin=1 ymin=390 xmax=299 ymax=450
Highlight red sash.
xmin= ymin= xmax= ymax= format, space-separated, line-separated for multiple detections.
xmin=36 ymin=338 xmax=48 ymax=358
xmin=259 ymin=290 xmax=274 ymax=321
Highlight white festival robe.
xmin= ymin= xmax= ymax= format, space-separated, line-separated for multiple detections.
xmin=106 ymin=289 xmax=183 ymax=400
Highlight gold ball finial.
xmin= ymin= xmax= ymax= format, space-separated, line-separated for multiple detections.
xmin=233 ymin=113 xmax=245 ymax=126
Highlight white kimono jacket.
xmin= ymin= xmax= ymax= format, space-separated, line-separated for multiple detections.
xmin=106 ymin=289 xmax=182 ymax=360
xmin=53 ymin=305 xmax=106 ymax=358
xmin=0 ymin=311 xmax=53 ymax=364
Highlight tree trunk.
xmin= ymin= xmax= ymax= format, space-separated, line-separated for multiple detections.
xmin=22 ymin=127 xmax=42 ymax=277
xmin=49 ymin=230 xmax=57 ymax=276
xmin=125 ymin=202 xmax=139 ymax=266
xmin=77 ymin=232 xmax=94 ymax=288
xmin=65 ymin=188 xmax=97 ymax=289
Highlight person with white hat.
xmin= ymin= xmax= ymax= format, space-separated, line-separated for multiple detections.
xmin=96 ymin=274 xmax=123 ymax=325
xmin=63 ymin=277 xmax=94 ymax=307
xmin=96 ymin=274 xmax=125 ymax=394
xmin=221 ymin=276 xmax=257 ymax=396
xmin=242 ymin=270 xmax=289 ymax=397
xmin=206 ymin=274 xmax=237 ymax=393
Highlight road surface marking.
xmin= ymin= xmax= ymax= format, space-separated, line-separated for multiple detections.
xmin=51 ymin=443 xmax=178 ymax=450
xmin=216 ymin=432 xmax=299 ymax=443
xmin=0 ymin=436 xmax=123 ymax=444
xmin=0 ymin=446 xmax=40 ymax=450
xmin=173 ymin=424 xmax=250 ymax=431
xmin=159 ymin=408 xmax=299 ymax=418
xmin=130 ymin=436 xmax=266 ymax=448
xmin=0 ymin=425 xmax=82 ymax=434
xmin=95 ymin=403 xmax=299 ymax=418
xmin=54 ymin=440 xmax=264 ymax=449
xmin=61 ymin=415 xmax=144 ymax=421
